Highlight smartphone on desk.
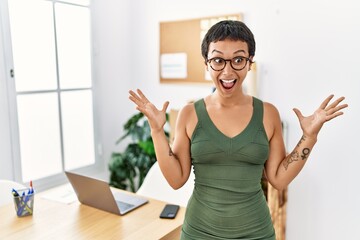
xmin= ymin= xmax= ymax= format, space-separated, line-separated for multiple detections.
xmin=159 ymin=204 xmax=179 ymax=219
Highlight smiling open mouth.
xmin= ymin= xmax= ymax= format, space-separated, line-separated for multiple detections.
xmin=220 ymin=79 xmax=236 ymax=89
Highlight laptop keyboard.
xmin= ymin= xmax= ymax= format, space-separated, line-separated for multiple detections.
xmin=116 ymin=201 xmax=135 ymax=212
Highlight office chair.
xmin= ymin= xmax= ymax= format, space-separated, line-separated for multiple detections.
xmin=137 ymin=162 xmax=195 ymax=207
xmin=0 ymin=179 xmax=25 ymax=206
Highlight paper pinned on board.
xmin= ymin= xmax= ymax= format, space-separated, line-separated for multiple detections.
xmin=160 ymin=53 xmax=187 ymax=79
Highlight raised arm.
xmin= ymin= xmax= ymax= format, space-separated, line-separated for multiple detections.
xmin=128 ymin=89 xmax=192 ymax=189
xmin=265 ymin=95 xmax=348 ymax=191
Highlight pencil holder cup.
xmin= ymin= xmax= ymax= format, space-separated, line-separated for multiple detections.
xmin=13 ymin=189 xmax=34 ymax=217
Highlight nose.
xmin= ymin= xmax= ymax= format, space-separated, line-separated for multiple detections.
xmin=222 ymin=60 xmax=233 ymax=73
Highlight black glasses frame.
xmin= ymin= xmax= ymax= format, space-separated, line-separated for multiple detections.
xmin=207 ymin=56 xmax=252 ymax=71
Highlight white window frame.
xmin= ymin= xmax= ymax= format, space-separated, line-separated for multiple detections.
xmin=0 ymin=0 xmax=103 ymax=191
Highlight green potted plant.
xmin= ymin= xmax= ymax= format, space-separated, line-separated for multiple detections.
xmin=109 ymin=112 xmax=169 ymax=192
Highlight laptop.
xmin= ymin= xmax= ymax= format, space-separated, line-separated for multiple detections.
xmin=65 ymin=171 xmax=148 ymax=215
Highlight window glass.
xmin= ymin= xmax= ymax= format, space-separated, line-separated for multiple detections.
xmin=61 ymin=90 xmax=95 ymax=170
xmin=17 ymin=93 xmax=62 ymax=181
xmin=56 ymin=3 xmax=92 ymax=89
xmin=8 ymin=0 xmax=57 ymax=92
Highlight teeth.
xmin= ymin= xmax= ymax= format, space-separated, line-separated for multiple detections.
xmin=221 ymin=79 xmax=235 ymax=83
xmin=220 ymin=79 xmax=236 ymax=90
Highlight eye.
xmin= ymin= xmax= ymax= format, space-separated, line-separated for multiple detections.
xmin=233 ymin=57 xmax=245 ymax=64
xmin=212 ymin=57 xmax=225 ymax=64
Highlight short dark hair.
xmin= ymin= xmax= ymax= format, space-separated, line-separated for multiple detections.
xmin=201 ymin=20 xmax=256 ymax=61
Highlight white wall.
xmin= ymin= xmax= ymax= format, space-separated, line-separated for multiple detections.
xmin=0 ymin=7 xmax=14 ymax=180
xmin=0 ymin=61 xmax=13 ymax=181
xmin=93 ymin=0 xmax=360 ymax=239
xmin=90 ymin=0 xmax=133 ymax=166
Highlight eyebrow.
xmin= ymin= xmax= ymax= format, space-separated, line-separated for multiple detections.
xmin=210 ymin=49 xmax=246 ymax=55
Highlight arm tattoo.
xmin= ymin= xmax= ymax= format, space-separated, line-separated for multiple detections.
xmin=283 ymin=150 xmax=300 ymax=170
xmin=297 ymin=135 xmax=311 ymax=160
xmin=297 ymin=135 xmax=306 ymax=147
xmin=283 ymin=135 xmax=312 ymax=170
xmin=301 ymin=148 xmax=310 ymax=160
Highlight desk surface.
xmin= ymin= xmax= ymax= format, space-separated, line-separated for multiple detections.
xmin=0 ymin=188 xmax=185 ymax=240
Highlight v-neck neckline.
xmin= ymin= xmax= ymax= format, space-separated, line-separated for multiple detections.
xmin=200 ymin=97 xmax=255 ymax=141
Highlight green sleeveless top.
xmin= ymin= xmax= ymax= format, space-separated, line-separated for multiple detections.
xmin=181 ymin=97 xmax=275 ymax=240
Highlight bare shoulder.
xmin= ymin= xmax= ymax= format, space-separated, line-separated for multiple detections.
xmin=177 ymin=102 xmax=197 ymax=125
xmin=262 ymin=101 xmax=282 ymax=139
xmin=176 ymin=102 xmax=198 ymax=139
xmin=179 ymin=102 xmax=196 ymax=115
xmin=263 ymin=101 xmax=280 ymax=119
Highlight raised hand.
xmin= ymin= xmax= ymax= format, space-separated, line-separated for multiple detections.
xmin=129 ymin=89 xmax=169 ymax=132
xmin=293 ymin=95 xmax=348 ymax=140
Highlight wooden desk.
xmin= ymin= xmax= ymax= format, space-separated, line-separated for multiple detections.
xmin=0 ymin=189 xmax=185 ymax=240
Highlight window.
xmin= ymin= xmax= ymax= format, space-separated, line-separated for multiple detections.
xmin=1 ymin=0 xmax=99 ymax=187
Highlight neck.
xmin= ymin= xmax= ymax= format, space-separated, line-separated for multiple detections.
xmin=210 ymin=90 xmax=250 ymax=107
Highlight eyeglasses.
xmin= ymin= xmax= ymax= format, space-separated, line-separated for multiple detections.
xmin=207 ymin=56 xmax=252 ymax=71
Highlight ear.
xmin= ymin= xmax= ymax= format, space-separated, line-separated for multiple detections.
xmin=248 ymin=56 xmax=254 ymax=71
xmin=204 ymin=61 xmax=209 ymax=71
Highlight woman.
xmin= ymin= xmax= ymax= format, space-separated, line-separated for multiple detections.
xmin=129 ymin=20 xmax=347 ymax=239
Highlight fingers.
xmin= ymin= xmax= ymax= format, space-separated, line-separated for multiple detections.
xmin=320 ymin=94 xmax=346 ymax=111
xmin=322 ymin=95 xmax=348 ymax=121
xmin=325 ymin=103 xmax=348 ymax=121
xmin=136 ymin=89 xmax=151 ymax=104
xmin=293 ymin=108 xmax=304 ymax=121
xmin=325 ymin=111 xmax=344 ymax=121
xmin=129 ymin=89 xmax=170 ymax=113
xmin=324 ymin=96 xmax=346 ymax=111
xmin=326 ymin=103 xmax=348 ymax=116
xmin=162 ymin=101 xmax=170 ymax=113
xmin=129 ymin=90 xmax=141 ymax=105
xmin=129 ymin=89 xmax=150 ymax=107
xmin=319 ymin=94 xmax=334 ymax=110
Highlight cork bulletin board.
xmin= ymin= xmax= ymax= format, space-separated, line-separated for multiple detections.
xmin=159 ymin=14 xmax=242 ymax=84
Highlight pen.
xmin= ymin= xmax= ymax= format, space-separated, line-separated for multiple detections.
xmin=13 ymin=183 xmax=34 ymax=216
xmin=12 ymin=188 xmax=19 ymax=197
xmin=28 ymin=181 xmax=33 ymax=194
xmin=19 ymin=197 xmax=33 ymax=215
xmin=30 ymin=180 xmax=33 ymax=194
xmin=16 ymin=192 xmax=33 ymax=216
